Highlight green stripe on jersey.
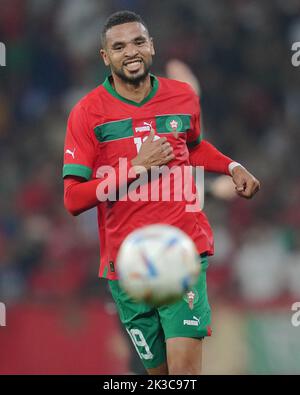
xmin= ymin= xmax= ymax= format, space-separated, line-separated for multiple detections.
xmin=103 ymin=266 xmax=108 ymax=278
xmin=155 ymin=114 xmax=191 ymax=134
xmin=63 ymin=164 xmax=92 ymax=180
xmin=94 ymin=118 xmax=133 ymax=142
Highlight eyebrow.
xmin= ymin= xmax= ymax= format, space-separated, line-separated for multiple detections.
xmin=110 ymin=35 xmax=147 ymax=48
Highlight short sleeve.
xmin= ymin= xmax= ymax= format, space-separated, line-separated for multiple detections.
xmin=186 ymin=92 xmax=202 ymax=151
xmin=63 ymin=103 xmax=96 ymax=180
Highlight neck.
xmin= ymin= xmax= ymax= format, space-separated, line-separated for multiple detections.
xmin=111 ymin=73 xmax=152 ymax=103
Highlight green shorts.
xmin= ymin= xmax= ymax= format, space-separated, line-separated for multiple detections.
xmin=108 ymin=255 xmax=212 ymax=369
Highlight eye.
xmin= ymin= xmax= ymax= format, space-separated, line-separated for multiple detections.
xmin=112 ymin=44 xmax=124 ymax=51
xmin=135 ymin=39 xmax=146 ymax=46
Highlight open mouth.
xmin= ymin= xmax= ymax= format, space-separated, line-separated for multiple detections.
xmin=124 ymin=59 xmax=143 ymax=72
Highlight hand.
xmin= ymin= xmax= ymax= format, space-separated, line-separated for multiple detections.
xmin=131 ymin=129 xmax=175 ymax=173
xmin=231 ymin=166 xmax=261 ymax=199
xmin=165 ymin=58 xmax=200 ymax=95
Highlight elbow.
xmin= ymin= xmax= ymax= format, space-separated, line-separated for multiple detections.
xmin=64 ymin=196 xmax=80 ymax=216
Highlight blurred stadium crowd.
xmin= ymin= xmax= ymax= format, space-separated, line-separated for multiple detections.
xmin=0 ymin=0 xmax=300 ymax=311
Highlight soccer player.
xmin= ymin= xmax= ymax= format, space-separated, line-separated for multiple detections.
xmin=63 ymin=11 xmax=260 ymax=375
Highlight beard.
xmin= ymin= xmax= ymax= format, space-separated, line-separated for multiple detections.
xmin=111 ymin=58 xmax=152 ymax=86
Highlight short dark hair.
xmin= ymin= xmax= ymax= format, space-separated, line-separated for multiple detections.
xmin=101 ymin=10 xmax=149 ymax=47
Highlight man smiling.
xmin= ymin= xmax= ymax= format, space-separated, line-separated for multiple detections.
xmin=101 ymin=18 xmax=154 ymax=86
xmin=63 ymin=10 xmax=260 ymax=375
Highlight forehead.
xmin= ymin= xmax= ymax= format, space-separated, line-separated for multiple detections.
xmin=105 ymin=22 xmax=149 ymax=44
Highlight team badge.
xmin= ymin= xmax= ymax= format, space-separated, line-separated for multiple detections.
xmin=183 ymin=288 xmax=199 ymax=310
xmin=187 ymin=291 xmax=195 ymax=310
xmin=165 ymin=115 xmax=183 ymax=138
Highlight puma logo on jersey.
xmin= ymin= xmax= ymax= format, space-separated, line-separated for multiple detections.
xmin=183 ymin=316 xmax=201 ymax=326
xmin=135 ymin=126 xmax=150 ymax=133
xmin=65 ymin=148 xmax=76 ymax=159
xmin=135 ymin=121 xmax=154 ymax=133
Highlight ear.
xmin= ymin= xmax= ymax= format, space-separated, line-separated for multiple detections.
xmin=150 ymin=38 xmax=155 ymax=56
xmin=100 ymin=49 xmax=110 ymax=66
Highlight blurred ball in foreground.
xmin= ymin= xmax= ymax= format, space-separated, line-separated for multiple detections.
xmin=117 ymin=224 xmax=200 ymax=306
xmin=208 ymin=175 xmax=237 ymax=200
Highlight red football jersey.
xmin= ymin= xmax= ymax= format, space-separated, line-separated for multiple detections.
xmin=63 ymin=75 xmax=214 ymax=280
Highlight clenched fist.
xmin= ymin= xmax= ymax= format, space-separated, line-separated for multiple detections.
xmin=231 ymin=166 xmax=261 ymax=199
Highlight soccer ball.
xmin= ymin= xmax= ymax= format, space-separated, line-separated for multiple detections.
xmin=117 ymin=224 xmax=200 ymax=306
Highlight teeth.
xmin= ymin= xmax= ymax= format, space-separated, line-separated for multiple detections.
xmin=125 ymin=61 xmax=142 ymax=71
xmin=125 ymin=60 xmax=141 ymax=65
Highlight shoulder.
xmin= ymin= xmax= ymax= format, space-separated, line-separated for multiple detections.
xmin=156 ymin=76 xmax=200 ymax=113
xmin=72 ymin=85 xmax=106 ymax=115
xmin=74 ymin=85 xmax=105 ymax=110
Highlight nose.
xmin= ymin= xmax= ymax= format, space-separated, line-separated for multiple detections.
xmin=124 ymin=42 xmax=139 ymax=57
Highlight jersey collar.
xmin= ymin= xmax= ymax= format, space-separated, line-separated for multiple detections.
xmin=102 ymin=74 xmax=159 ymax=107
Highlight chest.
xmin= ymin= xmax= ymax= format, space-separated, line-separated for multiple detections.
xmin=91 ymin=109 xmax=193 ymax=168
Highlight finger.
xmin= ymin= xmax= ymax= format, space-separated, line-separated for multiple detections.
xmin=254 ymin=180 xmax=261 ymax=192
xmin=244 ymin=181 xmax=253 ymax=197
xmin=235 ymin=179 xmax=246 ymax=192
xmin=233 ymin=175 xmax=246 ymax=192
xmin=155 ymin=136 xmax=167 ymax=145
xmin=247 ymin=179 xmax=261 ymax=197
xmin=146 ymin=128 xmax=155 ymax=142
xmin=240 ymin=180 xmax=256 ymax=198
xmin=251 ymin=181 xmax=261 ymax=196
xmin=163 ymin=153 xmax=175 ymax=163
xmin=236 ymin=185 xmax=245 ymax=192
xmin=163 ymin=146 xmax=173 ymax=156
xmin=162 ymin=142 xmax=172 ymax=151
xmin=159 ymin=143 xmax=172 ymax=153
xmin=236 ymin=190 xmax=251 ymax=199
